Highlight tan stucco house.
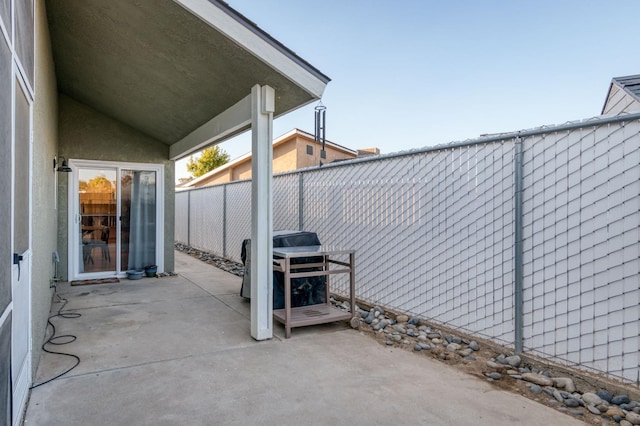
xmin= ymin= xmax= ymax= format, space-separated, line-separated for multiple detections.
xmin=181 ymin=128 xmax=378 ymax=188
xmin=1 ymin=1 xmax=329 ymax=423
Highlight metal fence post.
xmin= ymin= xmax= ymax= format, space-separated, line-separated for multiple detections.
xmin=223 ymin=184 xmax=227 ymax=258
xmin=298 ymin=172 xmax=304 ymax=231
xmin=514 ymin=136 xmax=524 ymax=353
xmin=187 ymin=190 xmax=191 ymax=247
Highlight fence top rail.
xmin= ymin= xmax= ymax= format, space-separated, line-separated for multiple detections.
xmin=176 ymin=112 xmax=640 ymax=192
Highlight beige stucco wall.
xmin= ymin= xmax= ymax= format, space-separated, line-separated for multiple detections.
xmin=188 ymin=132 xmax=358 ymax=188
xmin=273 ymin=139 xmax=297 ymax=174
xmin=57 ymin=95 xmax=175 ymax=279
xmin=196 ymin=167 xmax=232 ymax=186
xmin=30 ymin=0 xmax=58 ymax=376
xmin=233 ymin=160 xmax=252 ymax=181
xmin=296 ymin=136 xmax=356 ymax=168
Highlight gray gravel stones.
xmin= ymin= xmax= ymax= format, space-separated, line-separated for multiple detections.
xmin=458 ymin=348 xmax=473 ymax=357
xmin=372 ymin=320 xmax=388 ymax=331
xmin=521 ymin=373 xmax=554 ymax=387
xmin=612 ymin=395 xmax=631 ymax=405
xmin=175 ymin=243 xmax=245 ymax=276
xmin=486 ymin=361 xmax=506 ymax=370
xmin=551 ymin=377 xmax=575 ymax=393
xmin=393 ymin=324 xmax=406 ymax=334
xmin=586 ymin=405 xmax=601 ymax=415
xmin=564 ymin=398 xmax=580 ymax=408
xmin=504 ymin=355 xmax=521 ymax=368
xmin=395 ymin=314 xmax=409 ymax=323
xmin=626 ymin=412 xmax=640 ymax=425
xmin=346 ymin=304 xmax=640 ymax=423
xmin=581 ymin=392 xmax=604 ymax=406
xmin=526 ymin=384 xmax=542 ymax=395
xmin=446 ymin=343 xmax=461 ymax=352
xmin=597 ymin=389 xmax=614 ymax=403
xmin=552 ymin=389 xmax=564 ymax=403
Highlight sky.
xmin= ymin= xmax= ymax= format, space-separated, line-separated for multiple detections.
xmin=176 ymin=0 xmax=640 ymax=181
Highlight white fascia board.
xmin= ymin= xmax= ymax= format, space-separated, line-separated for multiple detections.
xmin=174 ymin=0 xmax=327 ymax=98
xmin=170 ymin=93 xmax=252 ymax=160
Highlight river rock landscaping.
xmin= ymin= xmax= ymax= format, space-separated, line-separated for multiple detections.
xmin=179 ymin=245 xmax=639 ymax=425
xmin=175 ymin=243 xmax=245 ymax=276
xmin=332 ymin=299 xmax=640 ymax=425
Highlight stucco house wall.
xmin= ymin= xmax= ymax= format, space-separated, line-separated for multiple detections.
xmin=233 ymin=160 xmax=252 ymax=181
xmin=185 ymin=130 xmax=360 ymax=188
xmin=295 ymin=136 xmax=357 ymax=168
xmin=30 ymin=0 xmax=58 ymax=375
xmin=272 ymin=139 xmax=297 ymax=174
xmin=57 ymin=95 xmax=175 ymax=280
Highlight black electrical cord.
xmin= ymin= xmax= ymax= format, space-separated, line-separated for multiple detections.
xmin=30 ymin=292 xmax=81 ymax=389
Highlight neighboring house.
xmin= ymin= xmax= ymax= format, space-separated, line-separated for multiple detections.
xmin=602 ymin=74 xmax=640 ymax=115
xmin=1 ymin=1 xmax=328 ymax=423
xmin=181 ymin=128 xmax=378 ymax=188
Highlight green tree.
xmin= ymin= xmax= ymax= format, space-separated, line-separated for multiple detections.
xmin=186 ymin=146 xmax=230 ymax=178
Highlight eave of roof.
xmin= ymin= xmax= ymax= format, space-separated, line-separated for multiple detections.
xmin=602 ymin=74 xmax=640 ymax=114
xmin=47 ymin=0 xmax=330 ymax=154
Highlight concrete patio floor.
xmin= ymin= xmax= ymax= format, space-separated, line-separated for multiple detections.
xmin=23 ymin=251 xmax=582 ymax=426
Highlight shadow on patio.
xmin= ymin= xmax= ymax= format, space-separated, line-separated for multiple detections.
xmin=23 ymin=252 xmax=581 ymax=425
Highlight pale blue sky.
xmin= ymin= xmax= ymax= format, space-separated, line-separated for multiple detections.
xmin=177 ymin=1 xmax=640 ymax=180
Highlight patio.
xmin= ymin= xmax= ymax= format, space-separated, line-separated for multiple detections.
xmin=23 ymin=251 xmax=581 ymax=425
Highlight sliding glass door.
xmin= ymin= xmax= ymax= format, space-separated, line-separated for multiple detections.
xmin=78 ymin=167 xmax=117 ymax=275
xmin=70 ymin=160 xmax=163 ymax=280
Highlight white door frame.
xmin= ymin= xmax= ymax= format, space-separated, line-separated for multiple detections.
xmin=11 ymin=57 xmax=33 ymax=426
xmin=67 ymin=159 xmax=164 ymax=281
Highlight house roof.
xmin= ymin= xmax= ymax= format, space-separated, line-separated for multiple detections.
xmin=180 ymin=128 xmax=356 ymax=188
xmin=601 ymin=74 xmax=640 ymax=114
xmin=46 ymin=0 xmax=329 ymax=159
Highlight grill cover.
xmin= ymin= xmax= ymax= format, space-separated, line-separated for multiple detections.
xmin=240 ymin=230 xmax=326 ymax=309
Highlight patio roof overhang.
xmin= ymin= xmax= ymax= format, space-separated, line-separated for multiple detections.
xmin=46 ymin=0 xmax=330 ymax=160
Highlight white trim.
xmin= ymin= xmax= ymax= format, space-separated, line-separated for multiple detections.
xmin=174 ymin=0 xmax=326 ymax=99
xmin=170 ymin=93 xmax=252 ymax=160
xmin=12 ymin=52 xmax=34 ymax=426
xmin=68 ymin=159 xmax=165 ymax=281
xmin=250 ymin=85 xmax=274 ymax=340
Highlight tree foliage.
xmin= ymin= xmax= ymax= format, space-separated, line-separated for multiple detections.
xmin=79 ymin=176 xmax=114 ymax=193
xmin=186 ymin=146 xmax=230 ymax=178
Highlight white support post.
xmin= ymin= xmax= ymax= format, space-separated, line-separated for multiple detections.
xmin=250 ymin=85 xmax=274 ymax=340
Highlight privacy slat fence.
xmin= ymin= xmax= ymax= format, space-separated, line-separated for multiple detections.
xmin=176 ymin=114 xmax=640 ymax=384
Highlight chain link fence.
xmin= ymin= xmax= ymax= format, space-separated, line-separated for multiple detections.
xmin=175 ymin=114 xmax=640 ymax=384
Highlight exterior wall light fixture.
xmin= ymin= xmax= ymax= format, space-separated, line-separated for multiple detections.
xmin=54 ymin=156 xmax=72 ymax=172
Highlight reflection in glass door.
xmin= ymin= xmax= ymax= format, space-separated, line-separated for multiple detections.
xmin=72 ymin=161 xmax=162 ymax=280
xmin=79 ymin=168 xmax=117 ymax=274
xmin=120 ymin=170 xmax=157 ymax=272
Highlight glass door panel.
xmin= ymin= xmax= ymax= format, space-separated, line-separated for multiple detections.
xmin=78 ymin=168 xmax=117 ymax=274
xmin=120 ymin=170 xmax=157 ymax=272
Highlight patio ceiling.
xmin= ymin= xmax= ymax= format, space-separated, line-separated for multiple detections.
xmin=45 ymin=0 xmax=330 ymax=159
